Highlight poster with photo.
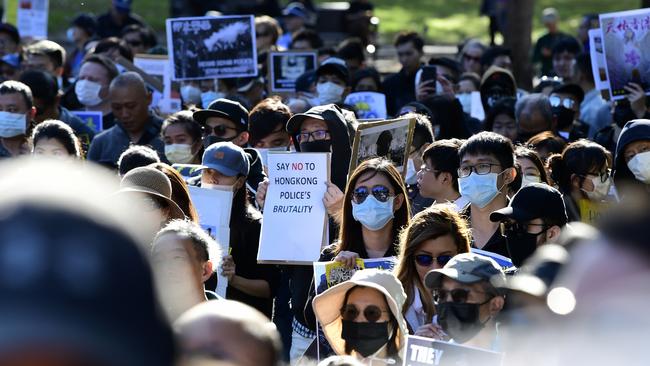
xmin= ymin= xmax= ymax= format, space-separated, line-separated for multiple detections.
xmin=15 ymin=0 xmax=48 ymax=39
xmin=166 ymin=15 xmax=258 ymax=80
xmin=269 ymin=51 xmax=317 ymax=92
xmin=589 ymin=28 xmax=611 ymax=95
xmin=599 ymin=8 xmax=650 ymax=100
xmin=313 ymin=257 xmax=397 ymax=295
xmin=344 ymin=92 xmax=387 ymax=120
xmin=349 ymin=117 xmax=415 ymax=177
xmin=133 ymin=54 xmax=182 ymax=114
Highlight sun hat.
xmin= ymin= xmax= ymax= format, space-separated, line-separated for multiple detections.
xmin=119 ymin=166 xmax=185 ymax=220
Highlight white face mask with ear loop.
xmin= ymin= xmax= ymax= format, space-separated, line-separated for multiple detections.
xmin=581 ymin=175 xmax=611 ymax=201
xmin=627 ymin=150 xmax=650 ymax=184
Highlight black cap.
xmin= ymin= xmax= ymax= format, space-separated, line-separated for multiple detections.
xmin=286 ymin=103 xmax=346 ymax=135
xmin=0 ymin=23 xmax=19 ymax=45
xmin=71 ymin=13 xmax=97 ymax=36
xmin=490 ymin=183 xmax=568 ymax=225
xmin=552 ymin=83 xmax=585 ymax=104
xmin=193 ymin=98 xmax=249 ymax=130
xmin=295 ymin=70 xmax=317 ymax=93
xmin=316 ymin=57 xmax=349 ymax=84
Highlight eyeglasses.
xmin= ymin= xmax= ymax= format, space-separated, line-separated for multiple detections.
xmin=433 ymin=288 xmax=491 ymax=304
xmin=463 ymin=53 xmax=481 ymax=63
xmin=415 ymin=254 xmax=452 ymax=267
xmin=297 ymin=130 xmax=329 ymax=143
xmin=581 ymin=168 xmax=611 ymax=183
xmin=549 ymin=95 xmax=576 ymax=110
xmin=419 ymin=165 xmax=440 ymax=174
xmin=203 ymin=124 xmax=239 ymax=137
xmin=499 ymin=221 xmax=547 ymax=236
xmin=352 ymin=185 xmax=393 ymax=204
xmin=340 ymin=304 xmax=388 ymax=323
xmin=457 ymin=163 xmax=501 ymax=178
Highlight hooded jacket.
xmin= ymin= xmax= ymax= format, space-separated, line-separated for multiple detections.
xmin=480 ymin=66 xmax=517 ymax=113
xmin=613 ymin=119 xmax=650 ymax=192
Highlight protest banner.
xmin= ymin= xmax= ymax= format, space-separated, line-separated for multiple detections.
xmin=599 ymin=8 xmax=650 ymax=100
xmin=471 ymin=248 xmax=514 ymax=271
xmin=70 ymin=111 xmax=103 ymax=134
xmin=403 ymin=335 xmax=503 ymax=366
xmin=133 ymin=54 xmax=181 ymax=114
xmin=589 ymin=28 xmax=611 ymax=97
xmin=470 ymin=91 xmax=485 ymax=121
xmin=269 ymin=51 xmax=317 ymax=92
xmin=350 ymin=117 xmax=415 ymax=177
xmin=167 ymin=15 xmax=258 ymax=80
xmin=188 ymin=186 xmax=233 ymax=297
xmin=8 ymin=0 xmax=49 ymax=40
xmin=313 ymin=257 xmax=397 ymax=295
xmin=257 ymin=152 xmax=330 ymax=264
xmin=344 ymin=92 xmax=388 ymax=120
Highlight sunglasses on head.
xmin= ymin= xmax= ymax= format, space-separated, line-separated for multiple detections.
xmin=352 ymin=185 xmax=393 ymax=204
xmin=340 ymin=304 xmax=388 ymax=323
xmin=415 ymin=254 xmax=452 ymax=267
xmin=203 ymin=124 xmax=239 ymax=137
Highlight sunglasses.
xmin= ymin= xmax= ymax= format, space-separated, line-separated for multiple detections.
xmin=499 ymin=221 xmax=547 ymax=236
xmin=352 ymin=185 xmax=393 ymax=204
xmin=549 ymin=95 xmax=576 ymax=110
xmin=203 ymin=124 xmax=239 ymax=137
xmin=415 ymin=254 xmax=453 ymax=267
xmin=340 ymin=304 xmax=388 ymax=323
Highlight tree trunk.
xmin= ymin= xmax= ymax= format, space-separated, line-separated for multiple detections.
xmin=504 ymin=0 xmax=534 ymax=91
xmin=642 ymin=0 xmax=650 ymax=9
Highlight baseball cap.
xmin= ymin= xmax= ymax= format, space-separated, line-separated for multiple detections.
xmin=316 ymin=57 xmax=349 ymax=84
xmin=199 ymin=142 xmax=250 ymax=177
xmin=424 ymin=253 xmax=506 ymax=290
xmin=236 ymin=76 xmax=264 ymax=93
xmin=490 ymin=183 xmax=568 ymax=225
xmin=283 ymin=2 xmax=308 ymax=19
xmin=285 ymin=103 xmax=346 ymax=135
xmin=551 ymin=83 xmax=585 ymax=104
xmin=0 ymin=53 xmax=20 ymax=69
xmin=193 ymin=98 xmax=249 ymax=130
xmin=0 ymin=23 xmax=19 ymax=45
xmin=295 ymin=70 xmax=317 ymax=93
xmin=542 ymin=8 xmax=559 ymax=22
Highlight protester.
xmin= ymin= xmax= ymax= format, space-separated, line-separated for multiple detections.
xmin=421 ymin=95 xmax=479 ymax=139
xmin=0 ymin=23 xmax=19 ymax=58
xmin=484 ymin=97 xmax=517 ymax=142
xmin=150 ymin=162 xmax=201 ymax=223
xmin=526 ymin=130 xmax=567 ymax=163
xmin=337 ymin=38 xmax=366 ymax=74
xmin=459 ymin=39 xmax=486 ymax=75
xmin=424 ymin=253 xmax=506 ymax=350
xmin=236 ymin=76 xmax=266 ymax=110
xmin=277 ymin=2 xmax=309 ymax=49
xmin=613 ymin=119 xmax=650 ymax=198
xmin=117 ymin=145 xmax=160 ymax=176
xmin=395 ymin=205 xmax=471 ymax=333
xmin=458 ymin=72 xmax=481 ymax=94
xmin=350 ymin=68 xmax=382 ymax=93
xmin=313 ymin=269 xmax=409 ymax=363
xmin=198 ymin=142 xmax=280 ymax=319
xmin=480 ymin=46 xmax=512 ymax=73
xmin=417 ymin=139 xmax=469 ymax=211
xmin=594 ymin=99 xmax=645 ymax=153
xmin=121 ymin=24 xmax=157 ymax=55
xmin=151 ymin=219 xmax=220 ymax=320
xmin=490 ymin=183 xmax=568 ymax=266
xmin=573 ymin=53 xmax=608 ymax=137
xmin=162 ymin=110 xmax=204 ymax=165
xmin=290 ymin=29 xmax=323 ymax=50
xmin=92 ymin=36 xmax=134 ymax=62
xmin=22 ymin=40 xmax=67 ymax=86
xmin=96 ymin=0 xmax=145 ymax=39
xmin=383 ymin=32 xmax=423 ymax=116
xmin=551 ymin=37 xmax=581 ymax=80
xmin=0 ymin=80 xmax=35 ymax=157
xmin=314 ymin=57 xmax=350 ymax=106
xmin=515 ymin=93 xmax=554 ymax=143
xmin=458 ymin=132 xmax=517 ymax=256
xmin=515 ymin=146 xmax=549 ymax=187
xmin=71 ymin=54 xmax=119 ymax=128
xmin=479 ymin=65 xmax=517 ymax=117
xmin=548 ymin=139 xmax=612 ymax=224
xmin=549 ymin=83 xmax=590 ymax=141
xmin=255 ymin=16 xmax=282 ymax=55
xmin=175 ymin=300 xmax=283 ymax=366
xmin=64 ymin=13 xmax=97 ymax=79
xmin=249 ymin=97 xmax=292 ymax=149
xmin=532 ymin=8 xmax=569 ymax=76
xmin=31 ymin=119 xmax=82 ymax=158
xmin=88 ymin=72 xmax=165 ymax=168
xmin=405 ymin=113 xmax=434 ymax=213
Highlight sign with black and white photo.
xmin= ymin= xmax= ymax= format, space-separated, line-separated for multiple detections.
xmin=403 ymin=335 xmax=503 ymax=366
xmin=166 ymin=15 xmax=258 ymax=80
xmin=269 ymin=51 xmax=317 ymax=92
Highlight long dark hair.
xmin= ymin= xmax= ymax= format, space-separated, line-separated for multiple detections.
xmin=150 ymin=163 xmax=200 ymax=223
xmin=337 ymin=158 xmax=410 ymax=256
xmin=548 ymin=139 xmax=610 ymax=195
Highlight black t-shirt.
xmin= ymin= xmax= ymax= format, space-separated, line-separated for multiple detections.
xmin=460 ymin=206 xmax=509 ymax=258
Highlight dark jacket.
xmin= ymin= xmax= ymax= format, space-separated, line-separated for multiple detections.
xmin=58 ymin=106 xmax=96 ymax=151
xmin=382 ymin=67 xmax=418 ymax=117
xmin=613 ymin=119 xmax=650 ymax=197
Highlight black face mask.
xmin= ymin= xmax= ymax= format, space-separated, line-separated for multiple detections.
xmin=341 ymin=320 xmax=389 ymax=357
xmin=203 ymin=135 xmax=235 ymax=149
xmin=613 ymin=104 xmax=637 ymax=128
xmin=504 ymin=228 xmax=542 ymax=267
xmin=299 ymin=140 xmax=332 ymax=152
xmin=436 ymin=301 xmax=488 ymax=343
xmin=551 ymin=106 xmax=576 ymax=130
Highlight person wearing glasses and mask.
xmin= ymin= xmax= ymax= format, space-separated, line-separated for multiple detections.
xmin=313 ymin=269 xmax=409 ymax=363
xmin=458 ymin=132 xmax=517 ymax=257
xmin=549 ymin=83 xmax=590 ymax=142
xmin=424 ymin=253 xmax=506 ymax=351
xmin=613 ymin=119 xmax=650 ymax=199
xmin=548 ymin=139 xmax=613 ymax=224
xmin=395 ymin=205 xmax=471 ymax=335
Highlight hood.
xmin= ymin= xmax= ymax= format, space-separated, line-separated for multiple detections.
xmin=614 ymin=119 xmax=650 ymax=184
xmin=479 ymin=66 xmax=517 ymax=111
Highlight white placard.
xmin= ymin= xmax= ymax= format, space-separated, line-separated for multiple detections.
xmin=257 ymin=152 xmax=330 ymax=264
xmin=16 ymin=0 xmax=48 ymax=39
xmin=344 ymin=92 xmax=388 ymax=120
xmin=189 ymin=186 xmax=233 ymax=297
xmin=469 ymin=91 xmax=485 ymax=121
xmin=588 ymin=28 xmax=611 ymax=93
xmin=133 ymin=54 xmax=181 ymax=114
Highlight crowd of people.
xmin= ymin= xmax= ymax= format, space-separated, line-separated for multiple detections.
xmin=0 ymin=1 xmax=649 ymax=365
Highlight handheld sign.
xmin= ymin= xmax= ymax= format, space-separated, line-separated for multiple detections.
xmin=70 ymin=111 xmax=103 ymax=133
xmin=258 ymin=152 xmax=330 ymax=264
xmin=167 ymin=15 xmax=258 ymax=80
xmin=14 ymin=0 xmax=49 ymax=39
xmin=344 ymin=92 xmax=388 ymax=120
xmin=188 ymin=186 xmax=234 ymax=297
xmin=133 ymin=54 xmax=181 ymax=114
xmin=313 ymin=257 xmax=397 ymax=295
xmin=350 ymin=117 xmax=416 ymax=177
xmin=599 ymin=8 xmax=650 ymax=100
xmin=588 ymin=28 xmax=611 ymax=98
xmin=471 ymin=248 xmax=514 ymax=271
xmin=403 ymin=335 xmax=503 ymax=366
xmin=269 ymin=51 xmax=317 ymax=92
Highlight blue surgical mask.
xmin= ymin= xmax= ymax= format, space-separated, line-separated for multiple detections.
xmin=458 ymin=172 xmax=501 ymax=208
xmin=351 ymin=196 xmax=395 ymax=231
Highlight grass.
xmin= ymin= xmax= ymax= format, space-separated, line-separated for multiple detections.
xmin=47 ymin=0 xmax=641 ymax=44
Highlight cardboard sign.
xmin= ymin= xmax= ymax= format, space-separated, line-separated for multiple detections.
xmin=188 ymin=186 xmax=233 ymax=297
xmin=599 ymin=8 xmax=650 ymax=100
xmin=350 ymin=117 xmax=416 ymax=177
xmin=313 ymin=257 xmax=397 ymax=295
xmin=133 ymin=54 xmax=181 ymax=114
xmin=70 ymin=110 xmax=103 ymax=133
xmin=167 ymin=15 xmax=258 ymax=80
xmin=269 ymin=51 xmax=317 ymax=92
xmin=344 ymin=92 xmax=388 ymax=120
xmin=403 ymin=335 xmax=503 ymax=366
xmin=471 ymin=248 xmax=514 ymax=271
xmin=589 ymin=28 xmax=611 ymax=96
xmin=257 ymin=152 xmax=330 ymax=264
xmin=15 ymin=0 xmax=48 ymax=39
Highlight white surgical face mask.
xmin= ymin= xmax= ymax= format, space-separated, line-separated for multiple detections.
xmin=202 ymin=182 xmax=235 ymax=192
xmin=351 ymin=196 xmax=395 ymax=231
xmin=405 ymin=158 xmax=418 ymax=185
xmin=316 ymin=82 xmax=345 ymax=105
xmin=456 ymin=93 xmax=472 ymax=115
xmin=0 ymin=111 xmax=26 ymax=138
xmin=180 ymin=85 xmax=202 ymax=106
xmin=582 ymin=176 xmax=611 ymax=201
xmin=165 ymin=144 xmax=195 ymax=164
xmin=75 ymin=79 xmax=103 ymax=106
xmin=627 ymin=151 xmax=650 ymax=184
xmin=459 ymin=172 xmax=501 ymax=208
xmin=521 ymin=174 xmax=541 ymax=187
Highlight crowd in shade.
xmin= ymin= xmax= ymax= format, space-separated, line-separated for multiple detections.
xmin=0 ymin=0 xmax=650 ymax=365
